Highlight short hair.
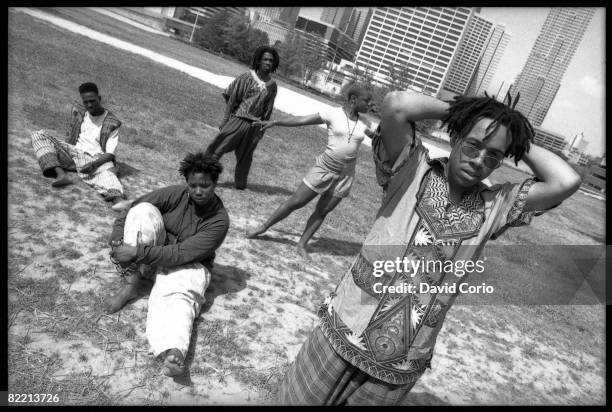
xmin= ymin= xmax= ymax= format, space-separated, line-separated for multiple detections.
xmin=342 ymin=81 xmax=372 ymax=102
xmin=178 ymin=152 xmax=223 ymax=183
xmin=78 ymin=82 xmax=99 ymax=95
xmin=441 ymin=92 xmax=535 ymax=165
xmin=251 ymin=46 xmax=280 ymax=73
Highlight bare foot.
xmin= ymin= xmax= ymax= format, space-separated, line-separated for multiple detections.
xmin=52 ymin=175 xmax=73 ymax=187
xmin=104 ymin=283 xmax=139 ymax=314
xmin=246 ymin=226 xmax=266 ymax=239
xmin=162 ymin=348 xmax=185 ymax=376
xmin=297 ymin=245 xmax=311 ymax=261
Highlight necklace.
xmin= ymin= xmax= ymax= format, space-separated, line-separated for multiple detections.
xmin=344 ymin=109 xmax=358 ymax=143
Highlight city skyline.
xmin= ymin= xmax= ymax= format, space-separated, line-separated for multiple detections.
xmin=507 ymin=8 xmax=595 ymax=129
xmin=355 ymin=7 xmax=474 ymax=94
xmin=299 ymin=6 xmax=604 ymax=157
xmin=441 ymin=13 xmax=505 ymax=96
xmin=478 ymin=7 xmax=604 ymax=157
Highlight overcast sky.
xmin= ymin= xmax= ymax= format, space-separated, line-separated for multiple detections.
xmin=478 ymin=7 xmax=605 ymax=157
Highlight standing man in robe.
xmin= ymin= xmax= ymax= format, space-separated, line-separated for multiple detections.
xmin=204 ymin=46 xmax=279 ymax=190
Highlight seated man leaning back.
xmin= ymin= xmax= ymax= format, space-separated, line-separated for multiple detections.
xmin=30 ymin=82 xmax=129 ymax=206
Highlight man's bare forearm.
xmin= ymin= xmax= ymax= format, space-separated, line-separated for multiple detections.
xmin=272 ymin=114 xmax=323 ymax=127
xmin=521 ymin=145 xmax=582 ymax=211
xmin=93 ymin=153 xmax=115 ymax=167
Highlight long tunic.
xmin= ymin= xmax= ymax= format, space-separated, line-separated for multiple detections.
xmin=222 ymin=70 xmax=277 ymax=123
xmin=318 ymin=133 xmax=538 ymax=385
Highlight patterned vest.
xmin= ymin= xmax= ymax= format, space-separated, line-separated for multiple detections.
xmin=66 ymin=105 xmax=121 ymax=152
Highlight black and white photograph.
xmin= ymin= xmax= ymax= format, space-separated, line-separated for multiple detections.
xmin=5 ymin=6 xmax=605 ymax=406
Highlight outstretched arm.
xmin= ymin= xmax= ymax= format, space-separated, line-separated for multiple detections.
xmin=254 ymin=114 xmax=324 ymax=131
xmin=379 ymin=91 xmax=449 ymax=164
xmin=521 ymin=145 xmax=582 ymax=212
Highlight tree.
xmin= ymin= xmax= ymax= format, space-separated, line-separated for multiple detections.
xmin=194 ymin=10 xmax=232 ymax=52
xmin=387 ymin=62 xmax=412 ymax=91
xmin=277 ymin=32 xmax=306 ymax=77
xmin=301 ymin=39 xmax=328 ymax=87
xmin=351 ymin=64 xmax=375 ymax=85
xmin=219 ymin=13 xmax=250 ymax=60
xmin=243 ymin=28 xmax=270 ymax=63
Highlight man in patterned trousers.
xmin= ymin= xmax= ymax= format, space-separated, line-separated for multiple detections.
xmin=30 ymin=82 xmax=129 ymax=207
xmin=277 ymin=91 xmax=582 ymax=405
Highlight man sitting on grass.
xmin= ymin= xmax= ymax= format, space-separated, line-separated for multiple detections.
xmin=106 ymin=152 xmax=229 ymax=376
xmin=204 ymin=46 xmax=279 ymax=190
xmin=277 ymin=91 xmax=582 ymax=405
xmin=30 ymin=82 xmax=130 ymax=208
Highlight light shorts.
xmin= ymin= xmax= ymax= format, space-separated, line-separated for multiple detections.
xmin=302 ymin=156 xmax=356 ymax=199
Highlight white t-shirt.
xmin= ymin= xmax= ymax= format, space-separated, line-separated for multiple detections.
xmin=75 ymin=110 xmax=119 ymax=156
xmin=318 ymin=106 xmax=370 ymax=161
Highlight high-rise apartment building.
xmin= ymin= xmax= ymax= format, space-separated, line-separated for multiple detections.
xmin=465 ymin=23 xmax=510 ymax=96
xmin=509 ymin=8 xmax=595 ymax=127
xmin=355 ymin=7 xmax=475 ymax=95
xmin=345 ymin=8 xmax=373 ymax=45
xmin=441 ymin=14 xmax=494 ymax=97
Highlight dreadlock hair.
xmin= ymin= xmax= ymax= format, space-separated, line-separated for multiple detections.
xmin=342 ymin=81 xmax=372 ymax=102
xmin=78 ymin=82 xmax=99 ymax=95
xmin=440 ymin=91 xmax=535 ymax=165
xmin=178 ymin=152 xmax=223 ymax=183
xmin=251 ymin=46 xmax=280 ymax=73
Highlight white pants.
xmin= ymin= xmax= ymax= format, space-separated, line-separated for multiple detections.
xmin=123 ymin=202 xmax=211 ymax=358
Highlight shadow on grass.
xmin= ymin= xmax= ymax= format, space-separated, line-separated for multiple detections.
xmin=202 ymin=263 xmax=251 ymax=314
xmin=250 ymin=230 xmax=361 ymax=256
xmin=571 ymin=228 xmax=605 ymax=244
xmin=403 ymin=391 xmax=449 ymax=406
xmin=216 ymin=181 xmax=294 ymax=197
xmin=133 ymin=263 xmax=251 ymax=385
xmin=308 ymin=237 xmax=362 ymax=257
xmin=134 ymin=263 xmax=251 ymax=315
xmin=250 ymin=230 xmax=362 ymax=257
xmin=115 ymin=161 xmax=140 ymax=178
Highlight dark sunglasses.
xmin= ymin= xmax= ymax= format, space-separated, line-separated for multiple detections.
xmin=461 ymin=141 xmax=503 ymax=169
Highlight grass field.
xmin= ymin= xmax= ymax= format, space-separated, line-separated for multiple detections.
xmin=7 ymin=8 xmax=605 ymax=405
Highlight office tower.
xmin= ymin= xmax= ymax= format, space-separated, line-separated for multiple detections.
xmin=465 ymin=23 xmax=510 ymax=97
xmin=345 ymin=8 xmax=373 ymax=45
xmin=509 ymin=8 xmax=595 ymax=126
xmin=355 ymin=7 xmax=475 ymax=95
xmin=250 ymin=8 xmax=301 ymax=46
xmin=251 ymin=7 xmax=282 ymax=23
xmin=294 ymin=8 xmax=360 ymax=63
xmin=441 ymin=14 xmax=494 ymax=97
xmin=250 ymin=7 xmax=299 ymax=27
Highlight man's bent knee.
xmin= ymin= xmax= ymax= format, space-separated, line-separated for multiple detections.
xmin=124 ymin=203 xmax=166 ymax=246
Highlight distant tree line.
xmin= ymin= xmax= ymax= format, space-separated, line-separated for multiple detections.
xmin=179 ymin=9 xmax=440 ymax=132
xmin=187 ymin=9 xmax=271 ymax=65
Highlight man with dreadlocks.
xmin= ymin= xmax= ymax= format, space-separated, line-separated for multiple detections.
xmin=277 ymin=91 xmax=581 ymax=405
xmin=204 ymin=46 xmax=279 ymax=189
